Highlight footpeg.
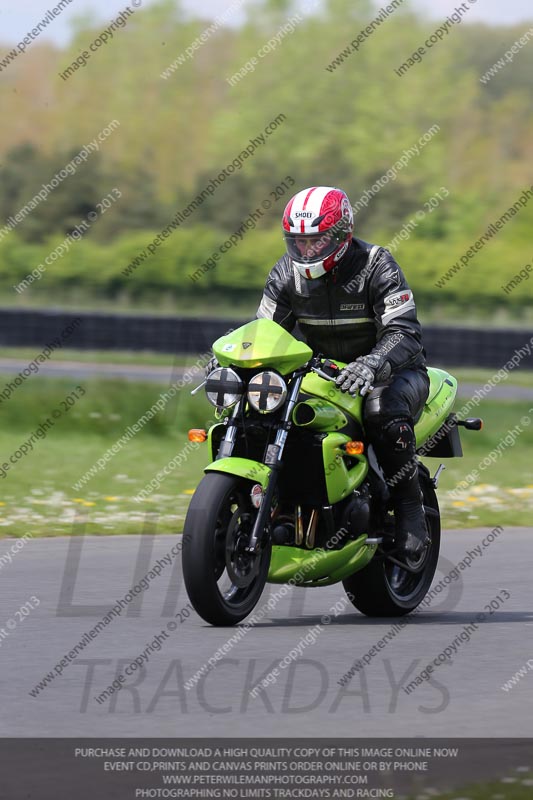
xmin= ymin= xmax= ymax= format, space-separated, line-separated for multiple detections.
xmin=432 ymin=463 xmax=446 ymax=488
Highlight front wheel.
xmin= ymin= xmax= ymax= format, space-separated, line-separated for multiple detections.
xmin=182 ymin=473 xmax=271 ymax=626
xmin=343 ymin=466 xmax=440 ymax=616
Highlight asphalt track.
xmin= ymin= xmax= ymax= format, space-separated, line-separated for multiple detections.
xmin=2 ymin=527 xmax=532 ymax=738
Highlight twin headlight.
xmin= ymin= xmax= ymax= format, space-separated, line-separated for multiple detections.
xmin=206 ymin=368 xmax=287 ymax=414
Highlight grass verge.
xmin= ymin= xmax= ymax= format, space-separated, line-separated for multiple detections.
xmin=0 ymin=374 xmax=531 ymax=537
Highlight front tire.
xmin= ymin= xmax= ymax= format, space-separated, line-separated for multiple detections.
xmin=182 ymin=473 xmax=271 ymax=626
xmin=343 ymin=466 xmax=440 ymax=616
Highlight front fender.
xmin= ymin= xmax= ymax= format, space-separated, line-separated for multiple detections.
xmin=204 ymin=457 xmax=271 ymax=489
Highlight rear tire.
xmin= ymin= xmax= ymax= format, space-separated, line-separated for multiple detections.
xmin=182 ymin=473 xmax=271 ymax=626
xmin=343 ymin=466 xmax=440 ymax=616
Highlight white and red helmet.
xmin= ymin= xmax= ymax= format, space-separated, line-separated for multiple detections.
xmin=282 ymin=186 xmax=354 ymax=279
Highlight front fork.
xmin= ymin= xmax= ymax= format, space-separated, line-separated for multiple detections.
xmin=215 ymin=372 xmax=305 ymax=555
xmin=246 ymin=373 xmax=304 ymax=553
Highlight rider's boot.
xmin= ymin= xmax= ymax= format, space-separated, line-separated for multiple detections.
xmin=371 ymin=417 xmax=430 ymax=557
xmin=389 ymin=482 xmax=429 ymax=558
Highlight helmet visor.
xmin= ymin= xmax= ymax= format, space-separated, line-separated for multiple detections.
xmin=285 ymin=231 xmax=341 ymax=264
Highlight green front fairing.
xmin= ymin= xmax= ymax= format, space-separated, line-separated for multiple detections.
xmin=205 ymin=457 xmax=271 ymax=488
xmin=267 ymin=537 xmax=377 ymax=586
xmin=213 ymin=319 xmax=312 ymax=375
xmin=322 ymin=432 xmax=368 ymax=503
xmin=298 ymin=370 xmax=368 ymax=501
xmin=292 ymin=398 xmax=348 ymax=431
xmin=301 ymin=368 xmax=363 ymax=421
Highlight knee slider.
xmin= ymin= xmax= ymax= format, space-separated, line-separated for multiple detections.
xmin=379 ymin=417 xmax=416 ymax=453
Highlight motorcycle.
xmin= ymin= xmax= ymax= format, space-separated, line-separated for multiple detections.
xmin=182 ymin=318 xmax=482 ymax=626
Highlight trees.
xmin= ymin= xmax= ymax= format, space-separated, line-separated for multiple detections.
xmin=0 ymin=0 xmax=530 ymax=315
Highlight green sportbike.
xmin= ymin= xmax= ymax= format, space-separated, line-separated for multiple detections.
xmin=182 ymin=319 xmax=481 ymax=626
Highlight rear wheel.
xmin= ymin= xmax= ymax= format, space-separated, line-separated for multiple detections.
xmin=182 ymin=473 xmax=271 ymax=626
xmin=343 ymin=466 xmax=440 ymax=616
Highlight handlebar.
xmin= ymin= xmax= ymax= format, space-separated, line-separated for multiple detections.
xmin=310 ymin=357 xmax=342 ymax=383
xmin=311 ymin=358 xmax=373 ymax=395
xmin=311 ymin=365 xmax=338 ymax=383
xmin=191 ymin=358 xmax=370 ymax=395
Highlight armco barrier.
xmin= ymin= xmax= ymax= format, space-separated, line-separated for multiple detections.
xmin=0 ymin=309 xmax=532 ymax=369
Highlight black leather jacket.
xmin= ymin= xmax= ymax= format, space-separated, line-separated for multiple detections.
xmin=256 ymin=237 xmax=426 ymax=373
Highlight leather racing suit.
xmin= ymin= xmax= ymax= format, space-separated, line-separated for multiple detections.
xmin=256 ymin=236 xmax=431 ymax=548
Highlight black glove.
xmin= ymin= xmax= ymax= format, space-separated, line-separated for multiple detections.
xmin=205 ymin=356 xmax=219 ymax=378
xmin=335 ymin=355 xmax=378 ymax=396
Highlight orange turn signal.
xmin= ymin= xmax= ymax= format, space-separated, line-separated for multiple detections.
xmin=344 ymin=440 xmax=364 ymax=456
xmin=188 ymin=429 xmax=207 ymax=443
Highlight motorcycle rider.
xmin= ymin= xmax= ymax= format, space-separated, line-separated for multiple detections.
xmin=254 ymin=186 xmax=430 ymax=558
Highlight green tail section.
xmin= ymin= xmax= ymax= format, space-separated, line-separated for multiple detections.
xmin=415 ymin=368 xmax=457 ymax=446
xmin=301 ymin=363 xmax=457 ymax=449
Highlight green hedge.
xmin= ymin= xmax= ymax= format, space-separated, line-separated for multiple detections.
xmin=2 ymin=225 xmax=531 ymax=314
xmin=0 ymin=377 xmax=213 ymax=437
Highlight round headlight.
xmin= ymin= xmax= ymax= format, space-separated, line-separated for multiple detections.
xmin=205 ymin=367 xmax=244 ymax=409
xmin=247 ymin=371 xmax=287 ymax=414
